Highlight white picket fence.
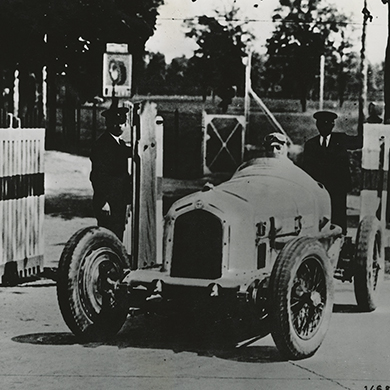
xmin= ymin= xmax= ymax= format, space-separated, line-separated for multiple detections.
xmin=0 ymin=128 xmax=45 ymax=284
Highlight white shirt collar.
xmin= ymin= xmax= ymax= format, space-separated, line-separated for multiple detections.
xmin=109 ymin=133 xmax=121 ymax=144
xmin=320 ymin=134 xmax=331 ymax=147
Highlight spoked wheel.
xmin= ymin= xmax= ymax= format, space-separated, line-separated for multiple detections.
xmin=57 ymin=227 xmax=130 ymax=340
xmin=354 ymin=216 xmax=384 ymax=312
xmin=269 ymin=237 xmax=333 ymax=360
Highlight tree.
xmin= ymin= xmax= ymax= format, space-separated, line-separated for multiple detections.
xmin=185 ymin=6 xmax=253 ymax=112
xmin=0 ymin=0 xmax=163 ymax=147
xmin=324 ymin=35 xmax=358 ymax=107
xmin=166 ymin=56 xmax=188 ymax=95
xmin=265 ymin=0 xmax=353 ymax=111
xmin=139 ymin=52 xmax=167 ymax=95
xmin=0 ymin=0 xmax=164 ymax=102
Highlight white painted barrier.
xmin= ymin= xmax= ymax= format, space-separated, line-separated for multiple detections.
xmin=360 ymin=124 xmax=390 ymax=227
xmin=0 ymin=128 xmax=45 ymax=284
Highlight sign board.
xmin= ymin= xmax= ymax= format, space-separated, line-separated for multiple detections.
xmin=103 ymin=44 xmax=132 ymax=97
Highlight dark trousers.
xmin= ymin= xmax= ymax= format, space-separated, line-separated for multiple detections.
xmin=328 ymin=189 xmax=347 ymax=234
xmin=94 ymin=201 xmax=127 ymax=241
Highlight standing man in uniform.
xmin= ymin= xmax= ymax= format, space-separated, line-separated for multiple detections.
xmin=302 ymin=111 xmax=361 ymax=233
xmin=90 ymin=97 xmax=132 ymax=241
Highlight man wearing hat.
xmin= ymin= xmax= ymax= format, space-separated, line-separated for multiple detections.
xmin=302 ymin=110 xmax=360 ymax=233
xmin=263 ymin=132 xmax=289 ymax=159
xmin=90 ymin=97 xmax=132 ymax=240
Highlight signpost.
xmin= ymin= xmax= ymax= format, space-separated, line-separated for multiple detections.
xmin=103 ymin=43 xmax=132 ymax=97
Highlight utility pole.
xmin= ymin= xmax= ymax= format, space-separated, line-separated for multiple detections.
xmin=358 ymin=1 xmax=372 ymax=137
xmin=319 ymin=55 xmax=325 ymax=110
xmin=384 ymin=0 xmax=390 ymax=123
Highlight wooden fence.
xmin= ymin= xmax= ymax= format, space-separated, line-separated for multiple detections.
xmin=0 ymin=128 xmax=45 ymax=285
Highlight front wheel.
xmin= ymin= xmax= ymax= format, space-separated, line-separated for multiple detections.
xmin=57 ymin=227 xmax=130 ymax=340
xmin=354 ymin=216 xmax=384 ymax=312
xmin=269 ymin=237 xmax=333 ymax=360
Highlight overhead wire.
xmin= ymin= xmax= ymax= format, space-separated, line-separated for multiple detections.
xmin=156 ymin=16 xmax=384 ymax=27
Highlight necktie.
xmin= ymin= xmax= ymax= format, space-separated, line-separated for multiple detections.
xmin=321 ymin=137 xmax=327 ymax=150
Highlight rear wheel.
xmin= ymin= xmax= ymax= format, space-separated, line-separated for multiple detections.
xmin=57 ymin=227 xmax=130 ymax=340
xmin=269 ymin=237 xmax=333 ymax=360
xmin=354 ymin=216 xmax=384 ymax=312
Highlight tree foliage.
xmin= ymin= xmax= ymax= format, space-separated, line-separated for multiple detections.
xmin=265 ymin=0 xmax=354 ymax=111
xmin=184 ymin=7 xmax=253 ymax=111
xmin=0 ymin=0 xmax=164 ymax=102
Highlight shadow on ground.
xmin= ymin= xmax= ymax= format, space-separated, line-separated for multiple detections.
xmin=333 ymin=303 xmax=362 ymax=313
xmin=12 ymin=312 xmax=283 ymax=363
xmin=45 ymin=195 xmax=94 ymax=219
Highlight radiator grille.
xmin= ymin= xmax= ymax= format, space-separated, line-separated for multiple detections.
xmin=170 ymin=210 xmax=223 ymax=279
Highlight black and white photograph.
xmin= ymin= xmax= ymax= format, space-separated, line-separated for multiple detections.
xmin=0 ymin=0 xmax=389 ymax=389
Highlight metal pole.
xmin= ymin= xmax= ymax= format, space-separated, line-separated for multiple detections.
xmin=358 ymin=0 xmax=370 ymax=135
xmin=244 ymin=51 xmax=251 ymax=131
xmin=319 ymin=55 xmax=325 ymax=110
xmin=385 ymin=1 xmax=390 ymax=123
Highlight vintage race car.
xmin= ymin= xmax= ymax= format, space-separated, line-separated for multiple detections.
xmin=56 ymin=157 xmax=384 ymax=360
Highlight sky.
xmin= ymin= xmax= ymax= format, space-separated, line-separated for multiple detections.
xmin=146 ymin=0 xmax=388 ymax=65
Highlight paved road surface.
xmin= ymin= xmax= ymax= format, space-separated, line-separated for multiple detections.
xmin=0 ymin=277 xmax=389 ymax=390
xmin=1 ymin=151 xmax=388 ymax=389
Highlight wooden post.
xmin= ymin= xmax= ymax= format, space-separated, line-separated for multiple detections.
xmin=42 ymin=66 xmax=47 ymax=124
xmin=134 ymin=102 xmax=158 ymax=269
xmin=76 ymin=102 xmax=81 ymax=150
xmin=92 ymin=101 xmax=97 ymax=142
xmin=46 ymin=58 xmax=57 ymax=148
xmin=174 ymin=108 xmax=179 ymax=178
xmin=13 ymin=69 xmax=19 ymax=122
xmin=156 ymin=115 xmax=164 ymax=265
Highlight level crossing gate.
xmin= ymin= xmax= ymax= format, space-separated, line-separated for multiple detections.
xmin=202 ymin=112 xmax=245 ymax=175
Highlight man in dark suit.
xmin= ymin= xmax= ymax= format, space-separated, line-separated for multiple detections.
xmin=90 ymin=97 xmax=132 ymax=240
xmin=302 ymin=111 xmax=360 ymax=233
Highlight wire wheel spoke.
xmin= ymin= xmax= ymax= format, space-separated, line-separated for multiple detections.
xmin=81 ymin=247 xmax=121 ymax=315
xmin=291 ymin=257 xmax=326 ymax=339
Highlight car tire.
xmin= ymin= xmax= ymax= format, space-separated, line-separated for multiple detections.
xmin=269 ymin=237 xmax=333 ymax=360
xmin=354 ymin=216 xmax=384 ymax=312
xmin=57 ymin=226 xmax=130 ymax=340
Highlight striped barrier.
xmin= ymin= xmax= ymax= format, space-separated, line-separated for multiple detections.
xmin=360 ymin=124 xmax=390 ymax=225
xmin=0 ymin=128 xmax=45 ymax=284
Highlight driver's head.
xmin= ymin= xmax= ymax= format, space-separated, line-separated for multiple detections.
xmin=264 ymin=132 xmax=288 ymax=158
xmin=313 ymin=111 xmax=338 ymax=137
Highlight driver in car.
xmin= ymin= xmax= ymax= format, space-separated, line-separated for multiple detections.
xmin=263 ymin=132 xmax=289 ymax=159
